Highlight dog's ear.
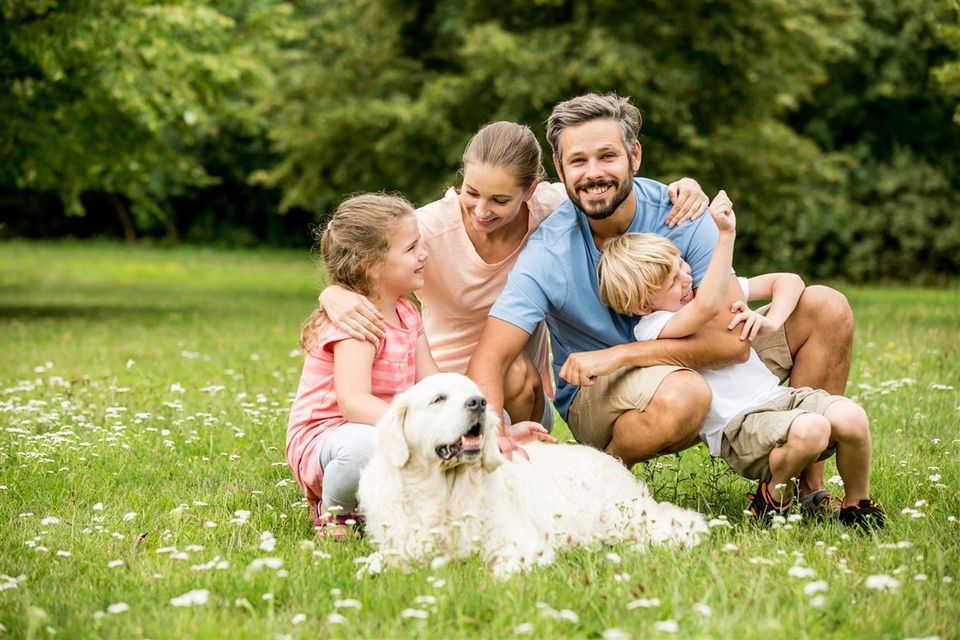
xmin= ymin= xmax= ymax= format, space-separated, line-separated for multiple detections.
xmin=377 ymin=393 xmax=410 ymax=468
xmin=481 ymin=411 xmax=504 ymax=471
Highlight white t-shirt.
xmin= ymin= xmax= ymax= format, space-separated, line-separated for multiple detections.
xmin=632 ymin=277 xmax=787 ymax=455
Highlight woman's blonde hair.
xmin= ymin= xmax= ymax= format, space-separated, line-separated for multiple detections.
xmin=461 ymin=121 xmax=546 ymax=189
xmin=300 ymin=192 xmax=415 ymax=351
xmin=597 ymin=233 xmax=680 ymax=314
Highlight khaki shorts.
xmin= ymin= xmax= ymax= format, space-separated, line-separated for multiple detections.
xmin=719 ymin=387 xmax=846 ymax=481
xmin=567 ymin=364 xmax=685 ymax=449
xmin=751 ymin=305 xmax=793 ymax=383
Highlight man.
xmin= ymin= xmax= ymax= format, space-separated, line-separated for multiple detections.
xmin=466 ymin=93 xmax=853 ymax=513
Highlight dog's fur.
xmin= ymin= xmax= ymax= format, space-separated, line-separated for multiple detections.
xmin=358 ymin=373 xmax=707 ymax=577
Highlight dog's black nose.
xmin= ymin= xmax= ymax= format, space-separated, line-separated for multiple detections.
xmin=465 ymin=396 xmax=486 ymax=413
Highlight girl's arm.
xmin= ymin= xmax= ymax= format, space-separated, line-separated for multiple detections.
xmin=332 ymin=339 xmax=390 ymax=425
xmin=727 ymin=272 xmax=805 ymax=341
xmin=319 ymin=285 xmax=386 ymax=343
xmin=414 ymin=333 xmax=441 ymax=381
xmin=659 ymin=191 xmax=736 ymax=339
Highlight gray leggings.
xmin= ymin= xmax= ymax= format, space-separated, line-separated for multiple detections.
xmin=319 ymin=422 xmax=375 ymax=512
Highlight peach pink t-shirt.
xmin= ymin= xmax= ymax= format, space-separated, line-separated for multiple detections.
xmin=415 ymin=182 xmax=566 ymax=395
xmin=285 ymin=297 xmax=423 ymax=505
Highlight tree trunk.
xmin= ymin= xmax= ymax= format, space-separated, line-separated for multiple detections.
xmin=109 ymin=194 xmax=137 ymax=243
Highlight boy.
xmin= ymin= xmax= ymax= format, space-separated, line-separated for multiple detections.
xmin=596 ymin=191 xmax=885 ymax=528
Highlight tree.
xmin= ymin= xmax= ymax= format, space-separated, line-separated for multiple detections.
xmin=0 ymin=0 xmax=289 ymax=240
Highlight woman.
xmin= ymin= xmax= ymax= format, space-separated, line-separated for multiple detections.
xmin=319 ymin=121 xmax=706 ymax=431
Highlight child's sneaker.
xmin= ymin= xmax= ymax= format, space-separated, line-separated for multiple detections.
xmin=746 ymin=481 xmax=793 ymax=524
xmin=837 ymin=498 xmax=886 ymax=530
xmin=798 ymin=488 xmax=841 ymax=521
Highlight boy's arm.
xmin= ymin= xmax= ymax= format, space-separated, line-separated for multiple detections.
xmin=559 ymin=276 xmax=749 ymax=386
xmin=414 ymin=333 xmax=442 ymax=381
xmin=658 ymin=190 xmax=736 ymax=339
xmin=727 ymin=272 xmax=805 ymax=342
xmin=332 ymin=339 xmax=390 ymax=425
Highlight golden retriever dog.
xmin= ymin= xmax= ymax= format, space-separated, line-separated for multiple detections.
xmin=357 ymin=373 xmax=707 ymax=577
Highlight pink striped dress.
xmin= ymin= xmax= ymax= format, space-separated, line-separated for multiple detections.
xmin=285 ymin=297 xmax=423 ymax=506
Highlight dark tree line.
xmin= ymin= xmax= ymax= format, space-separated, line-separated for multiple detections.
xmin=2 ymin=0 xmax=958 ymax=280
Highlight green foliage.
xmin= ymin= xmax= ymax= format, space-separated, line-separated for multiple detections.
xmin=2 ymin=0 xmax=958 ymax=279
xmin=0 ymin=0 xmax=288 ymax=234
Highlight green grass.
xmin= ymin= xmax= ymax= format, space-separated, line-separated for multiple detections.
xmin=1 ymin=240 xmax=958 ymax=639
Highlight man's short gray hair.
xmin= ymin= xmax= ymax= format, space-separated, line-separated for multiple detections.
xmin=546 ymin=93 xmax=642 ymax=160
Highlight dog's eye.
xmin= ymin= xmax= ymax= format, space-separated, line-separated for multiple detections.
xmin=430 ymin=394 xmax=447 ymax=405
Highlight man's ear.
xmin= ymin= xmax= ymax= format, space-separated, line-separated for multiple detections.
xmin=553 ymin=155 xmax=564 ymax=182
xmin=630 ymin=141 xmax=642 ymax=175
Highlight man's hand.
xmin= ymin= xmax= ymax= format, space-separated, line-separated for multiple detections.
xmin=727 ymin=301 xmax=779 ymax=341
xmin=666 ymin=177 xmax=709 ymax=228
xmin=558 ymin=347 xmax=621 ymax=387
xmin=708 ymin=190 xmax=736 ymax=234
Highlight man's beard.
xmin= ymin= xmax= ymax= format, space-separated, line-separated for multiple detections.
xmin=565 ymin=161 xmax=634 ymax=221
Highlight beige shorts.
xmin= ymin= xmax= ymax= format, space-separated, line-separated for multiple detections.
xmin=719 ymin=387 xmax=846 ymax=481
xmin=567 ymin=316 xmax=793 ymax=452
xmin=567 ymin=364 xmax=684 ymax=449
xmin=751 ymin=305 xmax=793 ymax=383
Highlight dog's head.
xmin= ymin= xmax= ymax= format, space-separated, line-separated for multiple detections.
xmin=374 ymin=373 xmax=502 ymax=472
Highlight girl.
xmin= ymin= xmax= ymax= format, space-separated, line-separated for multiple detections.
xmin=320 ymin=122 xmax=709 ymax=437
xmin=286 ymin=193 xmax=440 ymax=539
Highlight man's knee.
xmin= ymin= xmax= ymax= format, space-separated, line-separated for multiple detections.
xmin=646 ymin=370 xmax=711 ymax=443
xmin=801 ymin=285 xmax=854 ymax=340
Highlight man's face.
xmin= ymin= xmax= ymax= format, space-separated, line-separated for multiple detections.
xmin=554 ymin=119 xmax=640 ymax=221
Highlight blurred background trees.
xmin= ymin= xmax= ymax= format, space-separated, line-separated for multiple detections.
xmin=2 ymin=0 xmax=957 ymax=280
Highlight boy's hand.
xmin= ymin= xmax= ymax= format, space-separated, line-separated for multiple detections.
xmin=727 ymin=301 xmax=779 ymax=341
xmin=709 ymin=190 xmax=736 ymax=234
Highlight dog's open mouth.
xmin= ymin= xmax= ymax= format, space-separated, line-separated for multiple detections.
xmin=436 ymin=420 xmax=483 ymax=462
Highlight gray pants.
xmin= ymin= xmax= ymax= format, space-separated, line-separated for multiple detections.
xmin=318 ymin=422 xmax=375 ymax=512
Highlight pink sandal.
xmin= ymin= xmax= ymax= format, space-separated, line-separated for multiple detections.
xmin=313 ymin=502 xmax=363 ymax=541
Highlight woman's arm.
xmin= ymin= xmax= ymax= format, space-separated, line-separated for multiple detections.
xmin=332 ymin=339 xmax=390 ymax=425
xmin=414 ymin=333 xmax=441 ymax=381
xmin=319 ymin=285 xmax=385 ymax=343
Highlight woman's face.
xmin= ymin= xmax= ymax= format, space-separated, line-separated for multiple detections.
xmin=458 ymin=163 xmax=532 ymax=236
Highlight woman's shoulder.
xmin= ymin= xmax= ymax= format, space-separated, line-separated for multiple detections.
xmin=528 ymin=182 xmax=569 ymax=225
xmin=415 ymin=188 xmax=461 ymax=236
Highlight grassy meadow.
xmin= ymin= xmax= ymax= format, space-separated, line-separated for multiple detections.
xmin=1 ymin=240 xmax=958 ymax=639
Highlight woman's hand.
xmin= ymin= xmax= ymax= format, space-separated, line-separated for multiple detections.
xmin=665 ymin=177 xmax=709 ymax=228
xmin=318 ymin=285 xmax=385 ymax=343
xmin=498 ymin=420 xmax=557 ymax=461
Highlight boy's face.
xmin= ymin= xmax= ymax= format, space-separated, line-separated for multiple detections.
xmin=642 ymin=256 xmax=694 ymax=313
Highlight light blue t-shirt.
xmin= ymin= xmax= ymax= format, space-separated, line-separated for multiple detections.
xmin=489 ymin=177 xmax=719 ymax=420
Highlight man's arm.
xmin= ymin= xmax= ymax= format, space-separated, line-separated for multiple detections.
xmin=559 ymin=275 xmax=750 ymax=387
xmin=466 ymin=317 xmax=532 ymax=420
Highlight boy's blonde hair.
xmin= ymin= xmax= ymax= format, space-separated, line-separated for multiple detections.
xmin=300 ymin=192 xmax=415 ymax=351
xmin=597 ymin=233 xmax=681 ymax=314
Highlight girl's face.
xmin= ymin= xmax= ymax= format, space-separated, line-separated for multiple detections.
xmin=458 ymin=163 xmax=535 ymax=236
xmin=642 ymin=256 xmax=694 ymax=313
xmin=376 ymin=215 xmax=428 ymax=298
